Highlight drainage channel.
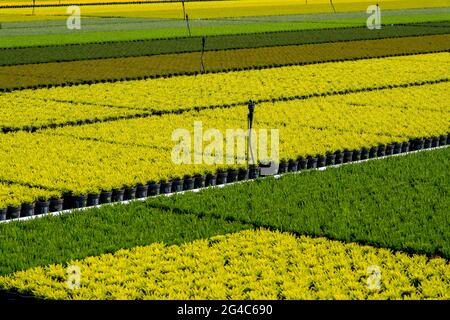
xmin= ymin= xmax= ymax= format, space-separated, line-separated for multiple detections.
xmin=1 ymin=144 xmax=448 ymax=224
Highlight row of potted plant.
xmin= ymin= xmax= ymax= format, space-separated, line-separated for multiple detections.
xmin=1 ymin=134 xmax=448 ymax=221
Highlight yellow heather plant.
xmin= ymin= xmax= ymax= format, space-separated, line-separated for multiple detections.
xmin=1 ymin=52 xmax=447 ymax=130
xmin=1 ymin=229 xmax=448 ymax=300
xmin=0 ymin=82 xmax=448 ymax=197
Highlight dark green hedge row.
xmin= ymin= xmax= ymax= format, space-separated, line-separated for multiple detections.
xmin=1 ymin=22 xmax=449 ymax=66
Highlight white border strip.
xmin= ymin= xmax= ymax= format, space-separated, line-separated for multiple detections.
xmin=1 ymin=145 xmax=448 ymax=224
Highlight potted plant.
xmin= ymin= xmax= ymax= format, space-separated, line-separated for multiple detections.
xmin=297 ymin=156 xmax=308 ymax=170
xmin=248 ymin=164 xmax=260 ymax=179
xmin=401 ymin=141 xmax=410 ymax=153
xmin=147 ymin=180 xmax=161 ymax=196
xmin=136 ymin=183 xmax=149 ymax=199
xmin=237 ymin=167 xmax=249 ymax=181
xmin=334 ymin=150 xmax=344 ymax=165
xmin=183 ymin=175 xmax=195 ymax=191
xmin=216 ymin=169 xmax=228 ymax=185
xmin=278 ymin=158 xmax=289 ymax=174
xmin=317 ymin=154 xmax=326 ymax=168
xmin=352 ymin=148 xmax=362 ymax=161
xmin=377 ymin=144 xmax=386 ymax=157
xmin=424 ymin=137 xmax=432 ymax=149
xmin=307 ymin=155 xmax=318 ymax=169
xmin=124 ymin=185 xmax=137 ymax=200
xmin=369 ymin=145 xmax=378 ymax=159
xmin=112 ymin=188 xmax=125 ymax=202
xmin=325 ymin=151 xmax=336 ymax=166
xmin=227 ymin=166 xmax=239 ymax=183
xmin=0 ymin=207 xmax=6 ymax=221
xmin=36 ymin=196 xmax=50 ymax=215
xmin=49 ymin=195 xmax=64 ymax=212
xmin=193 ymin=173 xmax=206 ymax=189
xmin=171 ymin=177 xmax=183 ymax=193
xmin=288 ymin=159 xmax=299 ymax=172
xmin=100 ymin=190 xmax=113 ymax=204
xmin=385 ymin=143 xmax=394 ymax=156
xmin=360 ymin=147 xmax=369 ymax=160
xmin=21 ymin=201 xmax=35 ymax=217
xmin=205 ymin=170 xmax=217 ymax=187
xmin=343 ymin=148 xmax=353 ymax=163
xmin=393 ymin=142 xmax=402 ymax=155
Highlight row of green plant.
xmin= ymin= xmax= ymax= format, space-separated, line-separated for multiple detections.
xmin=147 ymin=147 xmax=450 ymax=259
xmin=1 ymin=19 xmax=449 ymax=64
xmin=0 ymin=204 xmax=250 ymax=276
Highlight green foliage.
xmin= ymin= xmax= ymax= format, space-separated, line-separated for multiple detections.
xmin=148 ymin=148 xmax=450 ymax=259
xmin=0 ymin=21 xmax=449 ymax=65
xmin=0 ymin=203 xmax=250 ymax=275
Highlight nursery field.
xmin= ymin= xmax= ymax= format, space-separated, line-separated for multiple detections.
xmin=0 ymin=0 xmax=449 ymax=301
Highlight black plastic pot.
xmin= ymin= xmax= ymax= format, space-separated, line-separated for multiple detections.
xmin=307 ymin=157 xmax=318 ymax=169
xmin=249 ymin=166 xmax=260 ymax=179
xmin=431 ymin=137 xmax=439 ymax=148
xmin=183 ymin=178 xmax=195 ymax=191
xmin=446 ymin=133 xmax=450 ymax=145
xmin=298 ymin=158 xmax=308 ymax=170
xmin=369 ymin=147 xmax=377 ymax=159
xmin=148 ymin=183 xmax=160 ymax=196
xmin=72 ymin=195 xmax=87 ymax=209
xmin=334 ymin=152 xmax=344 ymax=165
xmin=352 ymin=150 xmax=362 ymax=162
xmin=401 ymin=142 xmax=410 ymax=153
xmin=7 ymin=206 xmax=21 ymax=219
xmin=439 ymin=135 xmax=447 ymax=146
xmin=412 ymin=138 xmax=424 ymax=151
xmin=288 ymin=160 xmax=299 ymax=172
xmin=0 ymin=208 xmax=6 ymax=221
xmin=343 ymin=151 xmax=353 ymax=163
xmin=124 ymin=187 xmax=137 ymax=200
xmin=278 ymin=162 xmax=288 ymax=174
xmin=160 ymin=182 xmax=172 ymax=194
xmin=49 ymin=198 xmax=64 ymax=212
xmin=377 ymin=145 xmax=386 ymax=157
xmin=136 ymin=185 xmax=148 ymax=198
xmin=20 ymin=203 xmax=35 ymax=217
xmin=100 ymin=191 xmax=113 ymax=204
xmin=325 ymin=154 xmax=336 ymax=166
xmin=227 ymin=170 xmax=238 ymax=183
xmin=87 ymin=194 xmax=100 ymax=206
xmin=205 ymin=174 xmax=217 ymax=186
xmin=317 ymin=156 xmax=326 ymax=168
xmin=424 ymin=138 xmax=432 ymax=149
xmin=172 ymin=180 xmax=183 ymax=192
xmin=194 ymin=175 xmax=206 ymax=188
xmin=112 ymin=189 xmax=125 ymax=202
xmin=360 ymin=148 xmax=369 ymax=160
xmin=35 ymin=201 xmax=49 ymax=215
xmin=393 ymin=143 xmax=402 ymax=155
xmin=216 ymin=172 xmax=228 ymax=185
xmin=385 ymin=144 xmax=394 ymax=156
xmin=237 ymin=169 xmax=249 ymax=181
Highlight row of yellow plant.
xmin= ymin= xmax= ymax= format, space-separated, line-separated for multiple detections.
xmin=2 ymin=0 xmax=445 ymax=21
xmin=0 ymin=183 xmax=59 ymax=209
xmin=2 ymin=52 xmax=448 ymax=130
xmin=0 ymin=82 xmax=448 ymax=197
xmin=1 ymin=229 xmax=448 ymax=300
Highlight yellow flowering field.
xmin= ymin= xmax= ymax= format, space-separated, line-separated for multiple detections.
xmin=0 ymin=82 xmax=447 ymax=197
xmin=2 ymin=0 xmax=446 ymax=21
xmin=1 ymin=229 xmax=448 ymax=300
xmin=2 ymin=52 xmax=448 ymax=130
